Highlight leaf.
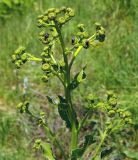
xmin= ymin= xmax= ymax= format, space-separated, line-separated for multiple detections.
xmin=71 ymin=134 xmax=96 ymax=160
xmin=42 ymin=142 xmax=55 ymax=160
xmin=100 ymin=147 xmax=113 ymax=159
xmin=123 ymin=150 xmax=138 ymax=160
xmin=70 ymin=67 xmax=86 ymax=90
xmin=47 ymin=96 xmax=60 ymax=105
xmin=58 ymin=96 xmax=71 ymax=128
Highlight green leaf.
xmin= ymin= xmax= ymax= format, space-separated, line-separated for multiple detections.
xmin=70 ymin=67 xmax=86 ymax=90
xmin=71 ymin=134 xmax=96 ymax=160
xmin=123 ymin=150 xmax=138 ymax=160
xmin=100 ymin=147 xmax=113 ymax=159
xmin=42 ymin=142 xmax=55 ymax=160
xmin=47 ymin=96 xmax=60 ymax=105
xmin=58 ymin=96 xmax=71 ymax=128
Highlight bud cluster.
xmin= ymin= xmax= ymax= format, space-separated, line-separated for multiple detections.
xmin=37 ymin=7 xmax=75 ymax=45
xmin=38 ymin=112 xmax=47 ymax=126
xmin=12 ymin=47 xmax=28 ymax=69
xmin=40 ymin=44 xmax=54 ymax=83
xmin=86 ymin=91 xmax=132 ymax=126
xmin=17 ymin=101 xmax=29 ymax=113
xmin=37 ymin=7 xmax=75 ymax=28
xmin=33 ymin=139 xmax=42 ymax=150
xmin=95 ymin=22 xmax=105 ymax=42
xmin=71 ymin=24 xmax=90 ymax=49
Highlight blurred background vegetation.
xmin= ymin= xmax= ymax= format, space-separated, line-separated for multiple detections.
xmin=0 ymin=0 xmax=137 ymax=159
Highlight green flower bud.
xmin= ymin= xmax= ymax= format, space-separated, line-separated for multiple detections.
xmin=68 ymin=10 xmax=75 ymax=17
xmin=95 ymin=22 xmax=102 ymax=30
xmin=15 ymin=61 xmax=21 ymax=69
xmin=15 ymin=46 xmax=25 ymax=55
xmin=33 ymin=139 xmax=42 ymax=150
xmin=55 ymin=8 xmax=60 ymax=14
xmin=21 ymin=53 xmax=28 ymax=63
xmin=48 ymin=12 xmax=56 ymax=20
xmin=37 ymin=15 xmax=44 ymax=20
xmin=66 ymin=8 xmax=72 ymax=12
xmin=41 ymin=75 xmax=49 ymax=82
xmin=47 ymin=8 xmax=56 ymax=13
xmin=107 ymin=90 xmax=114 ymax=98
xmin=17 ymin=102 xmax=24 ymax=109
xmin=124 ymin=118 xmax=132 ymax=124
xmin=60 ymin=7 xmax=66 ymax=12
xmin=108 ymin=110 xmax=116 ymax=117
xmin=43 ymin=16 xmax=48 ymax=22
xmin=58 ymin=17 xmax=66 ymax=25
xmin=11 ymin=54 xmax=16 ymax=63
xmin=37 ymin=19 xmax=44 ymax=27
xmin=39 ymin=30 xmax=45 ymax=36
xmin=86 ymin=94 xmax=98 ymax=104
xmin=77 ymin=24 xmax=85 ymax=32
xmin=41 ymin=63 xmax=51 ymax=71
xmin=108 ymin=97 xmax=117 ymax=107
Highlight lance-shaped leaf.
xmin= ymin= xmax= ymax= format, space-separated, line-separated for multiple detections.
xmin=58 ymin=95 xmax=72 ymax=128
xmin=58 ymin=95 xmax=79 ymax=129
xmin=71 ymin=134 xmax=96 ymax=160
xmin=70 ymin=66 xmax=86 ymax=90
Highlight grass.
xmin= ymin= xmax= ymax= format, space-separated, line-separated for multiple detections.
xmin=0 ymin=0 xmax=137 ymax=159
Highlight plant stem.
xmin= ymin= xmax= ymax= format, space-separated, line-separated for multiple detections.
xmin=55 ymin=23 xmax=78 ymax=156
xmin=91 ymin=129 xmax=107 ymax=160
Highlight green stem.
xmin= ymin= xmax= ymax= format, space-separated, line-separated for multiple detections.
xmin=54 ymin=23 xmax=78 ymax=156
xmin=91 ymin=129 xmax=107 ymax=160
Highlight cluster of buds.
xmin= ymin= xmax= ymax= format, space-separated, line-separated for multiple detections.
xmin=40 ymin=44 xmax=54 ymax=83
xmin=38 ymin=112 xmax=47 ymax=126
xmin=71 ymin=24 xmax=90 ymax=49
xmin=17 ymin=101 xmax=29 ymax=113
xmin=33 ymin=139 xmax=42 ymax=150
xmin=95 ymin=22 xmax=105 ymax=42
xmin=86 ymin=91 xmax=132 ymax=126
xmin=11 ymin=46 xmax=28 ymax=69
xmin=37 ymin=7 xmax=75 ymax=45
xmin=71 ymin=22 xmax=106 ymax=50
xmin=37 ymin=7 xmax=75 ymax=28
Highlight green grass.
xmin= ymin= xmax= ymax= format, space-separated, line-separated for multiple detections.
xmin=0 ymin=0 xmax=137 ymax=159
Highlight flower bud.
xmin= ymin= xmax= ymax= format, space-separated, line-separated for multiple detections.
xmin=108 ymin=110 xmax=115 ymax=117
xmin=68 ymin=9 xmax=75 ymax=17
xmin=58 ymin=17 xmax=66 ymax=25
xmin=48 ymin=12 xmax=56 ymax=20
xmin=108 ymin=97 xmax=117 ymax=107
xmin=77 ymin=24 xmax=85 ymax=32
xmin=11 ymin=54 xmax=16 ymax=63
xmin=37 ymin=15 xmax=44 ymax=20
xmin=21 ymin=53 xmax=28 ymax=63
xmin=41 ymin=63 xmax=51 ymax=71
xmin=41 ymin=75 xmax=49 ymax=82
xmin=95 ymin=22 xmax=102 ymax=30
xmin=33 ymin=139 xmax=42 ymax=150
xmin=47 ymin=8 xmax=56 ymax=13
xmin=60 ymin=7 xmax=66 ymax=12
xmin=43 ymin=16 xmax=48 ymax=22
